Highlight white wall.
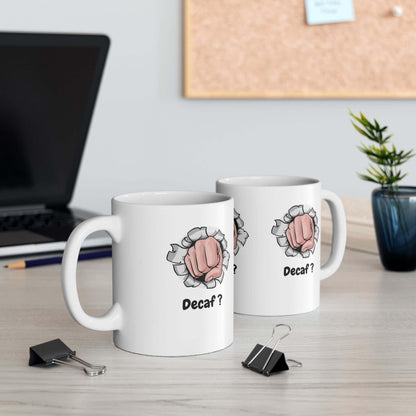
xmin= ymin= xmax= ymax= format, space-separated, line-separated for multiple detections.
xmin=2 ymin=0 xmax=415 ymax=214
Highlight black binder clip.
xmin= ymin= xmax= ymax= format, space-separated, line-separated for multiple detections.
xmin=242 ymin=324 xmax=302 ymax=377
xmin=29 ymin=338 xmax=106 ymax=376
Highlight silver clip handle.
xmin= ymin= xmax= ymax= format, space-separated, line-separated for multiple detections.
xmin=287 ymin=359 xmax=303 ymax=367
xmin=262 ymin=324 xmax=292 ymax=371
xmin=52 ymin=354 xmax=106 ymax=376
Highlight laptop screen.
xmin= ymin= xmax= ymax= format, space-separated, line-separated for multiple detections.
xmin=0 ymin=33 xmax=109 ymax=207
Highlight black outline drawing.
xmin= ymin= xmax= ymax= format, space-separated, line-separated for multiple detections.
xmin=271 ymin=205 xmax=319 ymax=258
xmin=167 ymin=226 xmax=230 ymax=289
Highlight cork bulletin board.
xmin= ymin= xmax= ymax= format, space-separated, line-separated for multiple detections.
xmin=184 ymin=0 xmax=416 ymax=98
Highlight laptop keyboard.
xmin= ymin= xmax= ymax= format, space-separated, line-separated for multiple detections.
xmin=0 ymin=212 xmax=83 ymax=232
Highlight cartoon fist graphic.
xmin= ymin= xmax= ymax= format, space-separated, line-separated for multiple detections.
xmin=285 ymin=214 xmax=315 ymax=253
xmin=233 ymin=222 xmax=238 ymax=250
xmin=184 ymin=237 xmax=224 ymax=282
xmin=234 ymin=210 xmax=249 ymax=256
xmin=167 ymin=226 xmax=230 ymax=288
xmin=271 ymin=205 xmax=319 ymax=258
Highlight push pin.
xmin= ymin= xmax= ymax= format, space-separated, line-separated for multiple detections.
xmin=29 ymin=339 xmax=106 ymax=376
xmin=242 ymin=324 xmax=302 ymax=377
xmin=392 ymin=6 xmax=403 ymax=17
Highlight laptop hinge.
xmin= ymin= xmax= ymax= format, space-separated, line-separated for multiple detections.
xmin=0 ymin=204 xmax=49 ymax=216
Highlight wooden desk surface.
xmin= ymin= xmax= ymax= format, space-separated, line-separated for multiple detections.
xmin=1 ymin=248 xmax=415 ymax=415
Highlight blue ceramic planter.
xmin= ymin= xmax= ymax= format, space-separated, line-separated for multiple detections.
xmin=372 ymin=187 xmax=416 ymax=271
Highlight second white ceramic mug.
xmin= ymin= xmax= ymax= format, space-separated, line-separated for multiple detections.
xmin=216 ymin=176 xmax=347 ymax=316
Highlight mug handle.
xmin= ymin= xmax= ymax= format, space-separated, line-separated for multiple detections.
xmin=320 ymin=190 xmax=347 ymax=281
xmin=61 ymin=216 xmax=123 ymax=330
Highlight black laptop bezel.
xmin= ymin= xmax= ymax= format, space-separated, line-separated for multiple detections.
xmin=0 ymin=32 xmax=110 ymax=208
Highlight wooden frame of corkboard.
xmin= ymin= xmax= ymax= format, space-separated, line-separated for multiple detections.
xmin=184 ymin=0 xmax=416 ymax=99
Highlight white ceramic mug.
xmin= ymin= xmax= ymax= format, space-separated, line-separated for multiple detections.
xmin=216 ymin=176 xmax=346 ymax=316
xmin=61 ymin=191 xmax=234 ymax=356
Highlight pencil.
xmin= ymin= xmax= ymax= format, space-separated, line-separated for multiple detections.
xmin=4 ymin=250 xmax=112 ymax=269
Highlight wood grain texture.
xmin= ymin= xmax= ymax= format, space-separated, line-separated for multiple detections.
xmin=1 ymin=248 xmax=416 ymax=415
xmin=184 ymin=0 xmax=416 ymax=98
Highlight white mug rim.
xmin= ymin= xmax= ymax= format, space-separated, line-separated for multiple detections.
xmin=112 ymin=191 xmax=232 ymax=207
xmin=216 ymin=175 xmax=320 ymax=188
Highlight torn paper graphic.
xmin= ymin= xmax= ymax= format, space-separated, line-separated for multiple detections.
xmin=271 ymin=205 xmax=319 ymax=258
xmin=234 ymin=209 xmax=249 ymax=256
xmin=167 ymin=226 xmax=230 ymax=289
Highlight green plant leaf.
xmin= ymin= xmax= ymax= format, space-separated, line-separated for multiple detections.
xmin=352 ymin=122 xmax=376 ymax=141
xmin=359 ymin=112 xmax=372 ymax=125
xmin=357 ymin=173 xmax=381 ymax=184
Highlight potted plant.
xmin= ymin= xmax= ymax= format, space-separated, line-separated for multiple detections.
xmin=350 ymin=111 xmax=416 ymax=271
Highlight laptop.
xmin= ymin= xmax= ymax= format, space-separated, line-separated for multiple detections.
xmin=0 ymin=33 xmax=111 ymax=257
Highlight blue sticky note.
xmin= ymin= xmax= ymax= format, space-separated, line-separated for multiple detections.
xmin=305 ymin=0 xmax=355 ymax=25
